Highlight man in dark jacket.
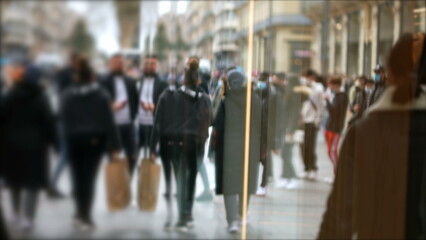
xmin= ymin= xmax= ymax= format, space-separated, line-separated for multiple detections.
xmin=102 ymin=54 xmax=139 ymax=175
xmin=255 ymin=72 xmax=280 ymax=196
xmin=137 ymin=55 xmax=168 ymax=153
xmin=367 ymin=64 xmax=386 ymax=108
xmin=324 ymin=76 xmax=349 ymax=174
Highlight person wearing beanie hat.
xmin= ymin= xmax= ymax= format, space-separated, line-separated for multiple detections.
xmin=212 ymin=69 xmax=261 ymax=233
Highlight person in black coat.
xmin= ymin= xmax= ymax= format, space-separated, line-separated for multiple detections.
xmin=0 ymin=61 xmax=56 ymax=232
xmin=151 ymin=57 xmax=212 ymax=232
xmin=101 ymin=54 xmax=139 ymax=176
xmin=61 ymin=56 xmax=121 ymax=231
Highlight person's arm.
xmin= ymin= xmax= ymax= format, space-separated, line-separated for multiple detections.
xmin=318 ymin=126 xmax=356 ymax=239
xmin=101 ymin=91 xmax=121 ymax=154
xmin=40 ymin=92 xmax=59 ymax=152
xmin=150 ymin=93 xmax=166 ymax=156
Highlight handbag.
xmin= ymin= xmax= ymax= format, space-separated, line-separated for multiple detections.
xmin=285 ymin=130 xmax=305 ymax=144
xmin=105 ymin=156 xmax=131 ymax=211
xmin=137 ymin=156 xmax=161 ymax=211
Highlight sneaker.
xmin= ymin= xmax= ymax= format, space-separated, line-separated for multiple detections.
xmin=47 ymin=187 xmax=65 ymax=199
xmin=227 ymin=221 xmax=239 ymax=233
xmin=164 ymin=221 xmax=173 ymax=231
xmin=275 ymin=178 xmax=289 ymax=188
xmin=175 ymin=221 xmax=188 ymax=233
xmin=185 ymin=215 xmax=194 ymax=229
xmin=323 ymin=176 xmax=334 ymax=184
xmin=8 ymin=213 xmax=20 ymax=227
xmin=301 ymin=172 xmax=309 ymax=179
xmin=73 ymin=218 xmax=95 ymax=232
xmin=19 ymin=217 xmax=34 ymax=232
xmin=256 ymin=187 xmax=267 ymax=196
xmin=196 ymin=190 xmax=213 ymax=202
xmin=308 ymin=171 xmax=318 ymax=181
xmin=285 ymin=179 xmax=299 ymax=190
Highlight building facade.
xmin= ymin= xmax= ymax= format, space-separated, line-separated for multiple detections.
xmin=213 ymin=1 xmax=238 ymax=70
xmin=233 ymin=0 xmax=312 ymax=74
xmin=1 ymin=1 xmax=79 ymax=59
xmin=306 ymin=0 xmax=426 ymax=77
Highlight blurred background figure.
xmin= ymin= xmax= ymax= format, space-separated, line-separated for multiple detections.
xmin=275 ymin=74 xmax=303 ymax=189
xmin=323 ymin=76 xmax=348 ymax=175
xmin=151 ymin=57 xmax=212 ymax=232
xmin=212 ymin=69 xmax=261 ymax=233
xmin=367 ymin=64 xmax=387 ymax=108
xmin=60 ymin=56 xmax=121 ymax=232
xmin=299 ymin=69 xmax=324 ymax=180
xmin=319 ymin=32 xmax=426 ymax=240
xmin=48 ymin=52 xmax=81 ymax=199
xmin=0 ymin=59 xmax=56 ymax=232
xmin=137 ymin=55 xmax=168 ymax=196
xmin=102 ymin=54 xmax=139 ymax=177
xmin=255 ymin=72 xmax=279 ymax=196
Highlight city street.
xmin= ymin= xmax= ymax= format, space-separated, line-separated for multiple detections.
xmin=2 ymin=140 xmax=333 ymax=239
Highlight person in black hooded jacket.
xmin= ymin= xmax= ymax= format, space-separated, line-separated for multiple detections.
xmin=0 ymin=60 xmax=56 ymax=232
xmin=61 ymin=56 xmax=120 ymax=232
xmin=151 ymin=56 xmax=212 ymax=232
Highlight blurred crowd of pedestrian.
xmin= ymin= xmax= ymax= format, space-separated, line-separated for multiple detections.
xmin=0 ymin=32 xmax=426 ymax=239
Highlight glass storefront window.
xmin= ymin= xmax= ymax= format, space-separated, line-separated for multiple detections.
xmin=347 ymin=11 xmax=360 ymax=76
xmin=377 ymin=1 xmax=394 ymax=65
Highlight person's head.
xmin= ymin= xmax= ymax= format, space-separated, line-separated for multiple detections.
xmin=227 ymin=69 xmax=246 ymax=90
xmin=365 ymin=79 xmax=374 ymax=90
xmin=273 ymin=72 xmax=286 ymax=83
xmin=184 ymin=56 xmax=200 ymax=87
xmin=75 ymin=55 xmax=94 ymax=83
xmin=373 ymin=64 xmax=386 ymax=83
xmin=357 ymin=75 xmax=368 ymax=87
xmin=69 ymin=51 xmax=80 ymax=70
xmin=109 ymin=53 xmax=124 ymax=74
xmin=259 ymin=72 xmax=270 ymax=82
xmin=387 ymin=32 xmax=425 ymax=104
xmin=303 ymin=69 xmax=317 ymax=82
xmin=327 ymin=75 xmax=343 ymax=92
xmin=8 ymin=60 xmax=27 ymax=84
xmin=143 ymin=54 xmax=158 ymax=75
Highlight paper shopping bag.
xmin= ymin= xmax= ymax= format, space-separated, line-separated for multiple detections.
xmin=105 ymin=157 xmax=131 ymax=211
xmin=137 ymin=158 xmax=161 ymax=211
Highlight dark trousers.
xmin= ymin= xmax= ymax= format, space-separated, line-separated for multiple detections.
xmin=160 ymin=138 xmax=174 ymax=199
xmin=164 ymin=136 xmax=204 ymax=222
xmin=281 ymin=143 xmax=297 ymax=179
xmin=260 ymin=149 xmax=273 ymax=187
xmin=138 ymin=125 xmax=153 ymax=150
xmin=10 ymin=186 xmax=39 ymax=221
xmin=301 ymin=123 xmax=318 ymax=172
xmin=67 ymin=133 xmax=105 ymax=222
xmin=118 ymin=124 xmax=137 ymax=176
xmin=0 ymin=204 xmax=8 ymax=240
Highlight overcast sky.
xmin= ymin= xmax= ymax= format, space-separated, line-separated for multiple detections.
xmin=67 ymin=1 xmax=188 ymax=55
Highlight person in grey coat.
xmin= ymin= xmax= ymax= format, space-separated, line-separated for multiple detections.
xmin=212 ymin=69 xmax=261 ymax=233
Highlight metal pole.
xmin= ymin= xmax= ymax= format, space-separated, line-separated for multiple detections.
xmin=241 ymin=0 xmax=255 ymax=239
